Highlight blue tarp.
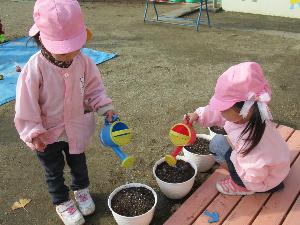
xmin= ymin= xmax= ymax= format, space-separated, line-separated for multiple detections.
xmin=0 ymin=37 xmax=117 ymax=105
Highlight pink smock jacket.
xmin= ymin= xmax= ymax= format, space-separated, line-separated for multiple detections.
xmin=195 ymin=105 xmax=290 ymax=192
xmin=14 ymin=51 xmax=113 ymax=154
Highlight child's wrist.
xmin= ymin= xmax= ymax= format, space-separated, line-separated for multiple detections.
xmin=97 ymin=104 xmax=114 ymax=116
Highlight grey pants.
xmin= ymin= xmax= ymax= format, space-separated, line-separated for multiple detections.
xmin=209 ymin=134 xmax=231 ymax=164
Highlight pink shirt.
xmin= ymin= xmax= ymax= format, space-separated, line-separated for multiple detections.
xmin=14 ymin=51 xmax=112 ymax=154
xmin=195 ymin=105 xmax=290 ymax=192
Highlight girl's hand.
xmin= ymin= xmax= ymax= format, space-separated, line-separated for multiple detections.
xmin=183 ymin=113 xmax=199 ymax=124
xmin=104 ymin=110 xmax=117 ymax=122
xmin=32 ymin=137 xmax=46 ymax=152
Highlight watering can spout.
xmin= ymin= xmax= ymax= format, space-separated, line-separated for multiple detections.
xmin=112 ymin=146 xmax=135 ymax=168
xmin=100 ymin=115 xmax=135 ymax=168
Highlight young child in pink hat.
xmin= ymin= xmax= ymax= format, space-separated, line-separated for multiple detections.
xmin=185 ymin=62 xmax=290 ymax=195
xmin=14 ymin=1 xmax=115 ymax=224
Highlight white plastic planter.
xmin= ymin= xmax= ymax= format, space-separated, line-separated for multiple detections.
xmin=208 ymin=127 xmax=227 ymax=138
xmin=183 ymin=134 xmax=215 ymax=172
xmin=108 ymin=183 xmax=157 ymax=225
xmin=153 ymin=156 xmax=197 ymax=199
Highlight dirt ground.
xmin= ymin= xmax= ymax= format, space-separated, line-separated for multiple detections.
xmin=0 ymin=1 xmax=299 ymax=225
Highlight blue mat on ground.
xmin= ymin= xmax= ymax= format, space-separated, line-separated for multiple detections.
xmin=0 ymin=37 xmax=117 ymax=106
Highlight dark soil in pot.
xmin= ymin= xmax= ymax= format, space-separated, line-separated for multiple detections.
xmin=155 ymin=159 xmax=195 ymax=183
xmin=210 ymin=126 xmax=227 ymax=135
xmin=111 ymin=187 xmax=155 ymax=217
xmin=185 ymin=137 xmax=210 ymax=155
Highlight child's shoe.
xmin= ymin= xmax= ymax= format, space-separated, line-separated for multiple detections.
xmin=56 ymin=200 xmax=85 ymax=225
xmin=74 ymin=188 xmax=95 ymax=216
xmin=216 ymin=176 xmax=255 ymax=195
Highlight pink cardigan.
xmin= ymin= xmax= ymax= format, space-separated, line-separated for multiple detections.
xmin=195 ymin=105 xmax=290 ymax=192
xmin=15 ymin=51 xmax=112 ymax=154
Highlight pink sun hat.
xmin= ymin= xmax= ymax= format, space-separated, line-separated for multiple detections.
xmin=209 ymin=62 xmax=272 ymax=112
xmin=29 ymin=0 xmax=87 ymax=54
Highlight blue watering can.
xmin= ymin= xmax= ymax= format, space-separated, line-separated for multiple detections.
xmin=100 ymin=115 xmax=135 ymax=168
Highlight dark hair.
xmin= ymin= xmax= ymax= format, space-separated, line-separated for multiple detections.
xmin=27 ymin=32 xmax=42 ymax=48
xmin=234 ymin=101 xmax=266 ymax=156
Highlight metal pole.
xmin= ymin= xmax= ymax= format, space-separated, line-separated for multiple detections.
xmin=144 ymin=0 xmax=149 ymax=22
xmin=153 ymin=1 xmax=159 ymax=21
xmin=196 ymin=0 xmax=203 ymax=31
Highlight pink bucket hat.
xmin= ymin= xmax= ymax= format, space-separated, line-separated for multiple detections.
xmin=209 ymin=62 xmax=272 ymax=112
xmin=29 ymin=0 xmax=87 ymax=54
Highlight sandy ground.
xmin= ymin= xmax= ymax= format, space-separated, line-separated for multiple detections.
xmin=0 ymin=1 xmax=299 ymax=224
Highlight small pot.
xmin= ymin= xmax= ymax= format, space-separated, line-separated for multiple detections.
xmin=153 ymin=156 xmax=197 ymax=199
xmin=183 ymin=134 xmax=215 ymax=172
xmin=108 ymin=183 xmax=157 ymax=225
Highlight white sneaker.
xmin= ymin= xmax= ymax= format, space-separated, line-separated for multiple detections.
xmin=74 ymin=188 xmax=95 ymax=216
xmin=56 ymin=200 xmax=85 ymax=225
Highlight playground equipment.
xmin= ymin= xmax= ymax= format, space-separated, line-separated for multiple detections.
xmin=100 ymin=115 xmax=135 ymax=168
xmin=143 ymin=0 xmax=211 ymax=31
xmin=165 ymin=116 xmax=196 ymax=166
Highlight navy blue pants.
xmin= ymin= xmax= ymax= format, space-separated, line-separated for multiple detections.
xmin=209 ymin=134 xmax=284 ymax=193
xmin=37 ymin=142 xmax=89 ymax=205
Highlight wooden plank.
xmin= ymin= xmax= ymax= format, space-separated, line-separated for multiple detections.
xmin=162 ymin=4 xmax=199 ymax=18
xmin=222 ymin=130 xmax=300 ymax=225
xmin=222 ymin=194 xmax=269 ymax=225
xmin=193 ymin=194 xmax=241 ymax=225
xmin=163 ymin=168 xmax=228 ymax=225
xmin=287 ymin=130 xmax=300 ymax=164
xmin=251 ymin=153 xmax=300 ymax=225
xmin=282 ymin=194 xmax=300 ymax=225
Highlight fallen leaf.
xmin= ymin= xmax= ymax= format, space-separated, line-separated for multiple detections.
xmin=11 ymin=198 xmax=31 ymax=211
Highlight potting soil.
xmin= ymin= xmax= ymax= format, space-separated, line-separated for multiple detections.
xmin=210 ymin=126 xmax=227 ymax=135
xmin=111 ymin=187 xmax=155 ymax=217
xmin=185 ymin=137 xmax=210 ymax=155
xmin=155 ymin=160 xmax=195 ymax=183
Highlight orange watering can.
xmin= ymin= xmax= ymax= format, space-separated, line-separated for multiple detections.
xmin=165 ymin=115 xmax=196 ymax=166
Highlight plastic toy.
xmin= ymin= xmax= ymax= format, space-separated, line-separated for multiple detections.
xmin=165 ymin=116 xmax=196 ymax=166
xmin=0 ymin=34 xmax=5 ymax=43
xmin=100 ymin=115 xmax=135 ymax=168
xmin=0 ymin=20 xmax=6 ymax=43
xmin=203 ymin=210 xmax=219 ymax=223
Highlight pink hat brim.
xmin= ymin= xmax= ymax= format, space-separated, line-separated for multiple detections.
xmin=41 ymin=30 xmax=87 ymax=54
xmin=209 ymin=95 xmax=236 ymax=112
xmin=29 ymin=24 xmax=39 ymax=36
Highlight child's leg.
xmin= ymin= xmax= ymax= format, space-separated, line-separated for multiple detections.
xmin=224 ymin=150 xmax=245 ymax=187
xmin=63 ymin=143 xmax=95 ymax=216
xmin=209 ymin=134 xmax=231 ymax=165
xmin=36 ymin=142 xmax=69 ymax=205
xmin=62 ymin=142 xmax=89 ymax=191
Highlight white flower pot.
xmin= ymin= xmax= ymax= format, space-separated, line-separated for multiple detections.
xmin=153 ymin=156 xmax=197 ymax=199
xmin=183 ymin=134 xmax=215 ymax=172
xmin=208 ymin=127 xmax=227 ymax=138
xmin=108 ymin=183 xmax=157 ymax=225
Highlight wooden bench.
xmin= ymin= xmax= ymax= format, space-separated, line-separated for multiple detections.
xmin=164 ymin=124 xmax=300 ymax=225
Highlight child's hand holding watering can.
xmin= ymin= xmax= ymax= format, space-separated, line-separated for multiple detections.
xmin=104 ymin=110 xmax=118 ymax=122
xmin=183 ymin=113 xmax=199 ymax=125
